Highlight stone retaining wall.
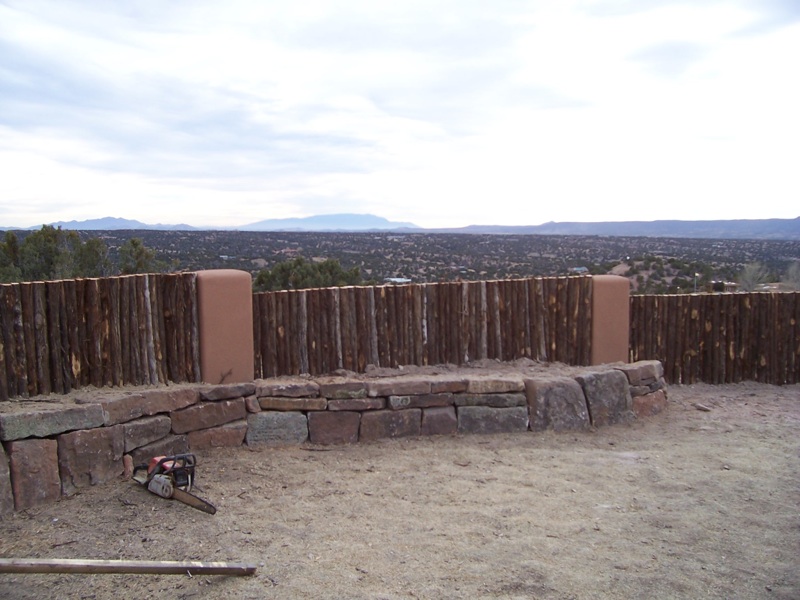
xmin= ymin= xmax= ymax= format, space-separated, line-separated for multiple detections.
xmin=0 ymin=361 xmax=667 ymax=514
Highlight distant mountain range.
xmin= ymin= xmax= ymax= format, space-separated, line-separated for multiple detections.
xmin=243 ymin=213 xmax=419 ymax=231
xmin=443 ymin=218 xmax=800 ymax=240
xmin=3 ymin=214 xmax=799 ymax=240
xmin=41 ymin=217 xmax=195 ymax=231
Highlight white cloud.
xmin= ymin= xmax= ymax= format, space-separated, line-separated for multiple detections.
xmin=0 ymin=0 xmax=798 ymax=229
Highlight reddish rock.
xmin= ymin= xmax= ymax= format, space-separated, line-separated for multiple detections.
xmin=457 ymin=406 xmax=529 ymax=435
xmin=633 ymin=389 xmax=669 ymax=418
xmin=367 ymin=378 xmax=431 ymax=398
xmin=308 ymin=411 xmax=361 ymax=445
xmin=57 ymin=425 xmax=125 ymax=496
xmin=359 ymin=409 xmax=421 ymax=442
xmin=122 ymin=415 xmax=172 ymax=453
xmin=128 ymin=435 xmax=189 ymax=467
xmin=170 ymin=398 xmax=247 ymax=434
xmin=200 ymin=383 xmax=256 ymax=401
xmin=430 ymin=378 xmax=469 ymax=394
xmin=0 ymin=404 xmax=105 ymax=441
xmin=256 ymin=379 xmax=320 ymax=398
xmin=615 ymin=360 xmax=664 ymax=386
xmin=90 ymin=393 xmax=149 ymax=425
xmin=188 ymin=420 xmax=247 ymax=449
xmin=7 ymin=438 xmax=61 ymax=511
xmin=466 ymin=377 xmax=525 ymax=394
xmin=328 ymin=397 xmax=385 ymax=411
xmin=318 ymin=381 xmax=368 ymax=399
xmin=0 ymin=444 xmax=13 ymax=515
xmin=421 ymin=407 xmax=458 ymax=436
xmin=88 ymin=388 xmax=200 ymax=426
xmin=122 ymin=454 xmax=134 ymax=479
xmin=388 ymin=393 xmax=453 ymax=410
xmin=258 ymin=397 xmax=327 ymax=411
xmin=629 ymin=377 xmax=667 ymax=397
xmin=244 ymin=395 xmax=261 ymax=413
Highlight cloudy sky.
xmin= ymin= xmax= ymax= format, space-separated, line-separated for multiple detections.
xmin=1 ymin=0 xmax=798 ymax=229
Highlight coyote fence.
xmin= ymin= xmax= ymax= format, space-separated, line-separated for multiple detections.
xmin=0 ymin=273 xmax=200 ymax=400
xmin=629 ymin=292 xmax=800 ymax=385
xmin=253 ymin=276 xmax=594 ymax=378
xmin=4 ymin=273 xmax=797 ymax=400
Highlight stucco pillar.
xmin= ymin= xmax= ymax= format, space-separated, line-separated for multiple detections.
xmin=591 ymin=275 xmax=630 ymax=365
xmin=196 ymin=270 xmax=254 ymax=384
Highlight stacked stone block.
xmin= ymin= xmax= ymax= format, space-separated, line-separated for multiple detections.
xmin=613 ymin=360 xmax=669 ymax=418
xmin=0 ymin=361 xmax=668 ymax=515
xmin=0 ymin=383 xmax=257 ymax=513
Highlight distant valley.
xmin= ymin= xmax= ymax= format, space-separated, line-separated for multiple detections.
xmin=10 ymin=228 xmax=793 ymax=295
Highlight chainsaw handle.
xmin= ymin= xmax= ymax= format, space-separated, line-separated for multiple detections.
xmin=151 ymin=453 xmax=196 ymax=476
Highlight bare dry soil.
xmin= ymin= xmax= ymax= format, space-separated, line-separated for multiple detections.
xmin=1 ymin=382 xmax=798 ymax=599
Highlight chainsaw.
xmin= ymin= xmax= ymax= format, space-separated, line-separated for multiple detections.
xmin=132 ymin=454 xmax=217 ymax=515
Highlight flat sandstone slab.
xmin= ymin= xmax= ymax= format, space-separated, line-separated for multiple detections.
xmin=0 ymin=404 xmax=105 ymax=441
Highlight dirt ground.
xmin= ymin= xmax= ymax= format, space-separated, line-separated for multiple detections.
xmin=1 ymin=381 xmax=798 ymax=600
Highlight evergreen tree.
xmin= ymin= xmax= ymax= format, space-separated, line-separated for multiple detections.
xmin=75 ymin=237 xmax=112 ymax=277
xmin=119 ymin=237 xmax=160 ymax=274
xmin=17 ymin=225 xmax=79 ymax=281
xmin=0 ymin=231 xmax=22 ymax=282
xmin=254 ymin=257 xmax=362 ymax=291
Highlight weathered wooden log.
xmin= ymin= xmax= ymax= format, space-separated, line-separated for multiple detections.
xmin=118 ymin=276 xmax=131 ymax=384
xmin=98 ymin=277 xmax=112 ymax=388
xmin=184 ymin=273 xmax=200 ymax=382
xmin=383 ymin=284 xmax=398 ymax=366
xmin=54 ymin=280 xmax=70 ymax=393
xmin=166 ymin=275 xmax=183 ymax=383
xmin=20 ymin=283 xmax=37 ymax=396
xmin=331 ymin=287 xmax=343 ymax=371
xmin=252 ymin=290 xmax=263 ymax=378
xmin=280 ymin=290 xmax=292 ymax=376
xmin=142 ymin=275 xmax=156 ymax=384
xmin=31 ymin=282 xmax=50 ymax=396
xmin=449 ymin=282 xmax=461 ymax=364
xmin=9 ymin=284 xmax=29 ymax=396
xmin=0 ymin=558 xmax=256 ymax=576
xmin=373 ymin=286 xmax=386 ymax=368
xmin=0 ymin=285 xmax=11 ymax=400
xmin=355 ymin=286 xmax=369 ymax=371
xmin=298 ymin=290 xmax=309 ymax=374
xmin=368 ymin=286 xmax=380 ymax=368
xmin=0 ymin=285 xmax=20 ymax=398
xmin=83 ymin=279 xmax=103 ymax=387
xmin=260 ymin=292 xmax=273 ymax=377
xmin=422 ymin=284 xmax=435 ymax=365
xmin=45 ymin=281 xmax=63 ymax=393
xmin=62 ymin=279 xmax=79 ymax=390
xmin=162 ymin=274 xmax=175 ymax=383
xmin=308 ymin=288 xmax=318 ymax=374
xmin=128 ymin=276 xmax=142 ymax=384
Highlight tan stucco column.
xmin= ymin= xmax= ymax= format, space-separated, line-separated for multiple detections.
xmin=591 ymin=275 xmax=630 ymax=365
xmin=196 ymin=269 xmax=254 ymax=384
